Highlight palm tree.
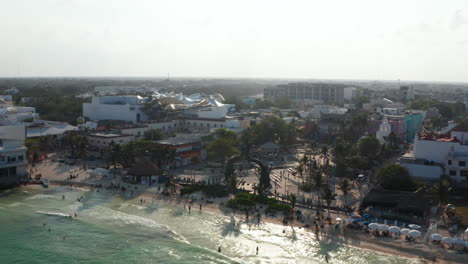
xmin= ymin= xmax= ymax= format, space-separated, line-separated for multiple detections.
xmin=433 ymin=176 xmax=451 ymax=204
xmin=337 ymin=178 xmax=353 ymax=209
xmin=287 ymin=193 xmax=297 ymax=209
xmin=320 ymin=145 xmax=329 ymax=161
xmin=108 ymin=143 xmax=122 ymax=178
xmin=296 ymin=164 xmax=305 ymax=184
xmin=321 ymin=184 xmax=337 ymax=217
xmin=311 ymin=170 xmax=324 ymax=208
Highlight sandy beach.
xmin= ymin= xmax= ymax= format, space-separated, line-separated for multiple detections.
xmin=26 ymin=158 xmax=468 ymax=264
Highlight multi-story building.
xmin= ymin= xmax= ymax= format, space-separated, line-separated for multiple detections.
xmin=83 ymin=96 xmax=150 ymax=123
xmin=264 ymin=83 xmax=345 ymax=104
xmin=400 ymin=124 xmax=468 ymax=182
xmin=0 ymin=125 xmax=27 ymax=188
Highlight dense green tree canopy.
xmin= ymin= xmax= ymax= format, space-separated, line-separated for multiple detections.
xmin=213 ymin=128 xmax=238 ymax=142
xmin=410 ymin=99 xmax=465 ymax=120
xmin=207 ymin=138 xmax=240 ymax=161
xmin=358 ymin=136 xmax=380 ymax=157
xmin=377 ymin=164 xmax=417 ymax=191
xmin=144 ymin=129 xmax=163 ymax=141
xmin=241 ymin=116 xmax=296 ymax=149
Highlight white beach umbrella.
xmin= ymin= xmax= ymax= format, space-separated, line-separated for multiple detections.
xmin=430 ymin=233 xmax=442 ymax=241
xmin=409 ymin=230 xmax=421 ymax=238
xmin=368 ymin=223 xmax=379 ymax=230
xmin=335 ymin=217 xmax=342 ymax=221
xmin=400 ymin=228 xmax=410 ymax=235
xmin=442 ymin=237 xmax=453 ymax=244
xmin=389 ymin=226 xmax=400 ymax=233
xmin=379 ymin=224 xmax=389 ymax=231
xmin=453 ymin=238 xmax=465 ymax=245
xmin=408 ymin=224 xmax=421 ymax=229
xmin=465 ymin=227 xmax=468 ymax=234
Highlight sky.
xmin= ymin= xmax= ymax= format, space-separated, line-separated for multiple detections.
xmin=1 ymin=0 xmax=468 ymax=82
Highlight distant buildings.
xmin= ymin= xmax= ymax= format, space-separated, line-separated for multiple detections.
xmin=83 ymin=92 xmax=235 ymax=123
xmin=399 ymin=85 xmax=415 ymax=102
xmin=0 ymin=125 xmax=27 ymax=188
xmin=343 ymin=86 xmax=357 ymax=101
xmin=264 ymin=83 xmax=345 ymax=105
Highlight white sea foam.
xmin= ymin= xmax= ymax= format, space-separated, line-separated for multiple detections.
xmin=26 ymin=194 xmax=55 ymax=200
xmin=36 ymin=211 xmax=71 ymax=218
xmin=84 ymin=205 xmax=191 ymax=244
xmin=8 ymin=202 xmax=27 ymax=207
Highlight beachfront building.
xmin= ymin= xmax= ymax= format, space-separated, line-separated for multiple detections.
xmin=361 ymin=189 xmax=429 ymax=224
xmin=0 ymin=125 xmax=27 ymax=188
xmin=400 ymin=123 xmax=468 ymax=182
xmin=126 ymin=158 xmax=160 ymax=185
xmin=264 ymin=82 xmax=345 ymax=105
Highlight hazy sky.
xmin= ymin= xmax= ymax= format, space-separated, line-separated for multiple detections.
xmin=1 ymin=0 xmax=468 ymax=82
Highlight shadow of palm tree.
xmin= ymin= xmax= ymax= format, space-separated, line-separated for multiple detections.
xmin=316 ymin=241 xmax=342 ymax=262
xmin=220 ymin=215 xmax=241 ymax=237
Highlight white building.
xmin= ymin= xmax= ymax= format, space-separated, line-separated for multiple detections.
xmin=401 ymin=124 xmax=468 ymax=182
xmin=83 ymin=96 xmax=149 ymax=123
xmin=0 ymin=125 xmax=27 ymax=187
xmin=376 ymin=117 xmax=391 ymax=144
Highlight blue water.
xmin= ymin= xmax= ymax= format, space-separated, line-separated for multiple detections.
xmin=0 ymin=186 xmax=417 ymax=264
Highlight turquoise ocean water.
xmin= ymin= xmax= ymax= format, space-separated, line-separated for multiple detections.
xmin=0 ymin=186 xmax=417 ymax=264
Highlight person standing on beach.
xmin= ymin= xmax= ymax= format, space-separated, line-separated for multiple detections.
xmin=218 ymin=246 xmax=221 ymax=253
xmin=256 ymin=246 xmax=259 ymax=255
xmin=199 ymin=204 xmax=202 ymax=211
xmin=189 ymin=206 xmax=191 ymax=213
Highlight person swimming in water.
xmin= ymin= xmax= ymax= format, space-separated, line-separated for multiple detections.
xmin=218 ymin=246 xmax=221 ymax=253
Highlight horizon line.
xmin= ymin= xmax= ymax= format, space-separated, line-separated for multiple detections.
xmin=0 ymin=76 xmax=467 ymax=85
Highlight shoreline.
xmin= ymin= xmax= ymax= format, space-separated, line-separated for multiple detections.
xmin=16 ymin=183 xmax=468 ymax=264
xmin=135 ymin=189 xmax=467 ymax=264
